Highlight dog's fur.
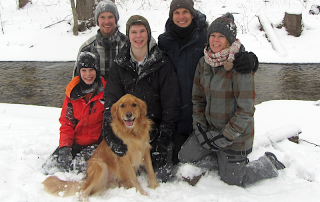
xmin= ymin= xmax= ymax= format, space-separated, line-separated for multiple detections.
xmin=42 ymin=94 xmax=159 ymax=199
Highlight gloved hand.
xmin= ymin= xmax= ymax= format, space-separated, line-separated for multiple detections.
xmin=195 ymin=123 xmax=233 ymax=151
xmin=57 ymin=147 xmax=72 ymax=171
xmin=233 ymin=51 xmax=259 ymax=74
xmin=151 ymin=131 xmax=171 ymax=169
xmin=103 ymin=127 xmax=127 ymax=157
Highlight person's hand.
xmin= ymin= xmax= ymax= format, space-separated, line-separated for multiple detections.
xmin=151 ymin=131 xmax=171 ymax=169
xmin=103 ymin=128 xmax=127 ymax=157
xmin=151 ymin=141 xmax=168 ymax=169
xmin=233 ymin=51 xmax=259 ymax=73
xmin=57 ymin=147 xmax=72 ymax=171
xmin=195 ymin=123 xmax=233 ymax=151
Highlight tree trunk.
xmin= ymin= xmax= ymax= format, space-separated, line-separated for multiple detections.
xmin=70 ymin=0 xmax=78 ymax=36
xmin=283 ymin=12 xmax=302 ymax=37
xmin=70 ymin=0 xmax=114 ymax=33
xmin=76 ymin=0 xmax=96 ymax=32
xmin=18 ymin=0 xmax=29 ymax=9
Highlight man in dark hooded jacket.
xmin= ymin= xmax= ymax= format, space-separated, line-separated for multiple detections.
xmin=102 ymin=15 xmax=180 ymax=182
xmin=158 ymin=0 xmax=259 ymax=165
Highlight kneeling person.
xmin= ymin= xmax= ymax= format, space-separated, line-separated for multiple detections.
xmin=42 ymin=52 xmax=106 ymax=174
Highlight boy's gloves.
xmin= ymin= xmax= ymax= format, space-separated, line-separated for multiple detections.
xmin=57 ymin=147 xmax=72 ymax=171
xmin=233 ymin=51 xmax=259 ymax=73
xmin=195 ymin=123 xmax=233 ymax=151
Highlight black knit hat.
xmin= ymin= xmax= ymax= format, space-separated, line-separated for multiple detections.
xmin=207 ymin=12 xmax=237 ymax=44
xmin=77 ymin=52 xmax=98 ymax=75
xmin=95 ymin=0 xmax=119 ymax=25
xmin=76 ymin=52 xmax=101 ymax=94
xmin=126 ymin=15 xmax=151 ymax=41
xmin=169 ymin=0 xmax=197 ymax=19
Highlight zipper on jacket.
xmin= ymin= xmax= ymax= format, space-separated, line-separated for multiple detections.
xmin=89 ymin=102 xmax=95 ymax=115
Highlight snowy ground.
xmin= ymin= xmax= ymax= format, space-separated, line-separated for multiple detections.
xmin=1 ymin=100 xmax=320 ymax=202
xmin=1 ymin=0 xmax=320 ymax=202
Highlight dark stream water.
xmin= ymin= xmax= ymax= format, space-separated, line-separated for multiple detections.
xmin=1 ymin=62 xmax=320 ymax=108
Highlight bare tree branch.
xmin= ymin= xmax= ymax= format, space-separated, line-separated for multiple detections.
xmin=0 ymin=10 xmax=4 ymax=34
xmin=300 ymin=139 xmax=320 ymax=147
xmin=44 ymin=14 xmax=72 ymax=29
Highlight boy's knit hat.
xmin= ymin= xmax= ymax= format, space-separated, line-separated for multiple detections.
xmin=126 ymin=15 xmax=151 ymax=41
xmin=95 ymin=0 xmax=119 ymax=25
xmin=77 ymin=52 xmax=99 ymax=77
xmin=169 ymin=0 xmax=197 ymax=19
xmin=207 ymin=12 xmax=237 ymax=44
xmin=76 ymin=51 xmax=100 ymax=94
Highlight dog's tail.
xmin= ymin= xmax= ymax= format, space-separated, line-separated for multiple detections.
xmin=42 ymin=176 xmax=83 ymax=197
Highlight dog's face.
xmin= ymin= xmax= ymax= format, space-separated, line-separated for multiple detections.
xmin=111 ymin=94 xmax=147 ymax=128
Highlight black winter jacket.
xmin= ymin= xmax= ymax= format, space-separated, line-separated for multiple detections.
xmin=103 ymin=40 xmax=181 ymax=142
xmin=158 ymin=10 xmax=208 ymax=135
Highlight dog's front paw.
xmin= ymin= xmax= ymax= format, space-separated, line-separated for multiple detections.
xmin=149 ymin=180 xmax=160 ymax=189
xmin=138 ymin=188 xmax=148 ymax=196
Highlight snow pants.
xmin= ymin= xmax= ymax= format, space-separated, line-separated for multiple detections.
xmin=178 ymin=132 xmax=278 ymax=187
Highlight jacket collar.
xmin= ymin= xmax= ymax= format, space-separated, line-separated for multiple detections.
xmin=115 ymin=38 xmax=164 ymax=80
xmin=66 ymin=76 xmax=106 ymax=100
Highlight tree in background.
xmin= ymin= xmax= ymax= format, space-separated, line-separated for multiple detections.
xmin=18 ymin=0 xmax=30 ymax=9
xmin=70 ymin=0 xmax=115 ymax=36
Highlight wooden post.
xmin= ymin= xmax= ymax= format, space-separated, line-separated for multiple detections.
xmin=283 ymin=12 xmax=302 ymax=37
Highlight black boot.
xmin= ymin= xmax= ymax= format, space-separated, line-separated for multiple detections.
xmin=265 ymin=152 xmax=285 ymax=170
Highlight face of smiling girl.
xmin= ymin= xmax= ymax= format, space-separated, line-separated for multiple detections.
xmin=209 ymin=32 xmax=229 ymax=53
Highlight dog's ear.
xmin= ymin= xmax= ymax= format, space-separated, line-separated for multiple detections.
xmin=138 ymin=98 xmax=147 ymax=116
xmin=111 ymin=102 xmax=118 ymax=120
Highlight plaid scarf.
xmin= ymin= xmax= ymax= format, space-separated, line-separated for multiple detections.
xmin=204 ymin=39 xmax=241 ymax=71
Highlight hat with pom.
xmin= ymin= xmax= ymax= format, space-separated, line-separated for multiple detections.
xmin=207 ymin=12 xmax=237 ymax=44
xmin=95 ymin=0 xmax=119 ymax=25
xmin=169 ymin=0 xmax=197 ymax=20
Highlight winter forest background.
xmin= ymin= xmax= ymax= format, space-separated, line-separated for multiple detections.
xmin=1 ymin=0 xmax=320 ymax=202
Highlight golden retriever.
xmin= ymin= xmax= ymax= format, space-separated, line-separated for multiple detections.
xmin=42 ymin=94 xmax=159 ymax=200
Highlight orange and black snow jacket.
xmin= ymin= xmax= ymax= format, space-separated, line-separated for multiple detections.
xmin=59 ymin=76 xmax=106 ymax=148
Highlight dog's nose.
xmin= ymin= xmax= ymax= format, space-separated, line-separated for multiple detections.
xmin=126 ymin=112 xmax=132 ymax=118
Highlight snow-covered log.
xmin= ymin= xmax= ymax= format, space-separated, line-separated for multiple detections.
xmin=258 ymin=10 xmax=287 ymax=57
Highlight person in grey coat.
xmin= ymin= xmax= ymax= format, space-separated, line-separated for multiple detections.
xmin=158 ymin=0 xmax=259 ymax=165
xmin=179 ymin=13 xmax=285 ymax=187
